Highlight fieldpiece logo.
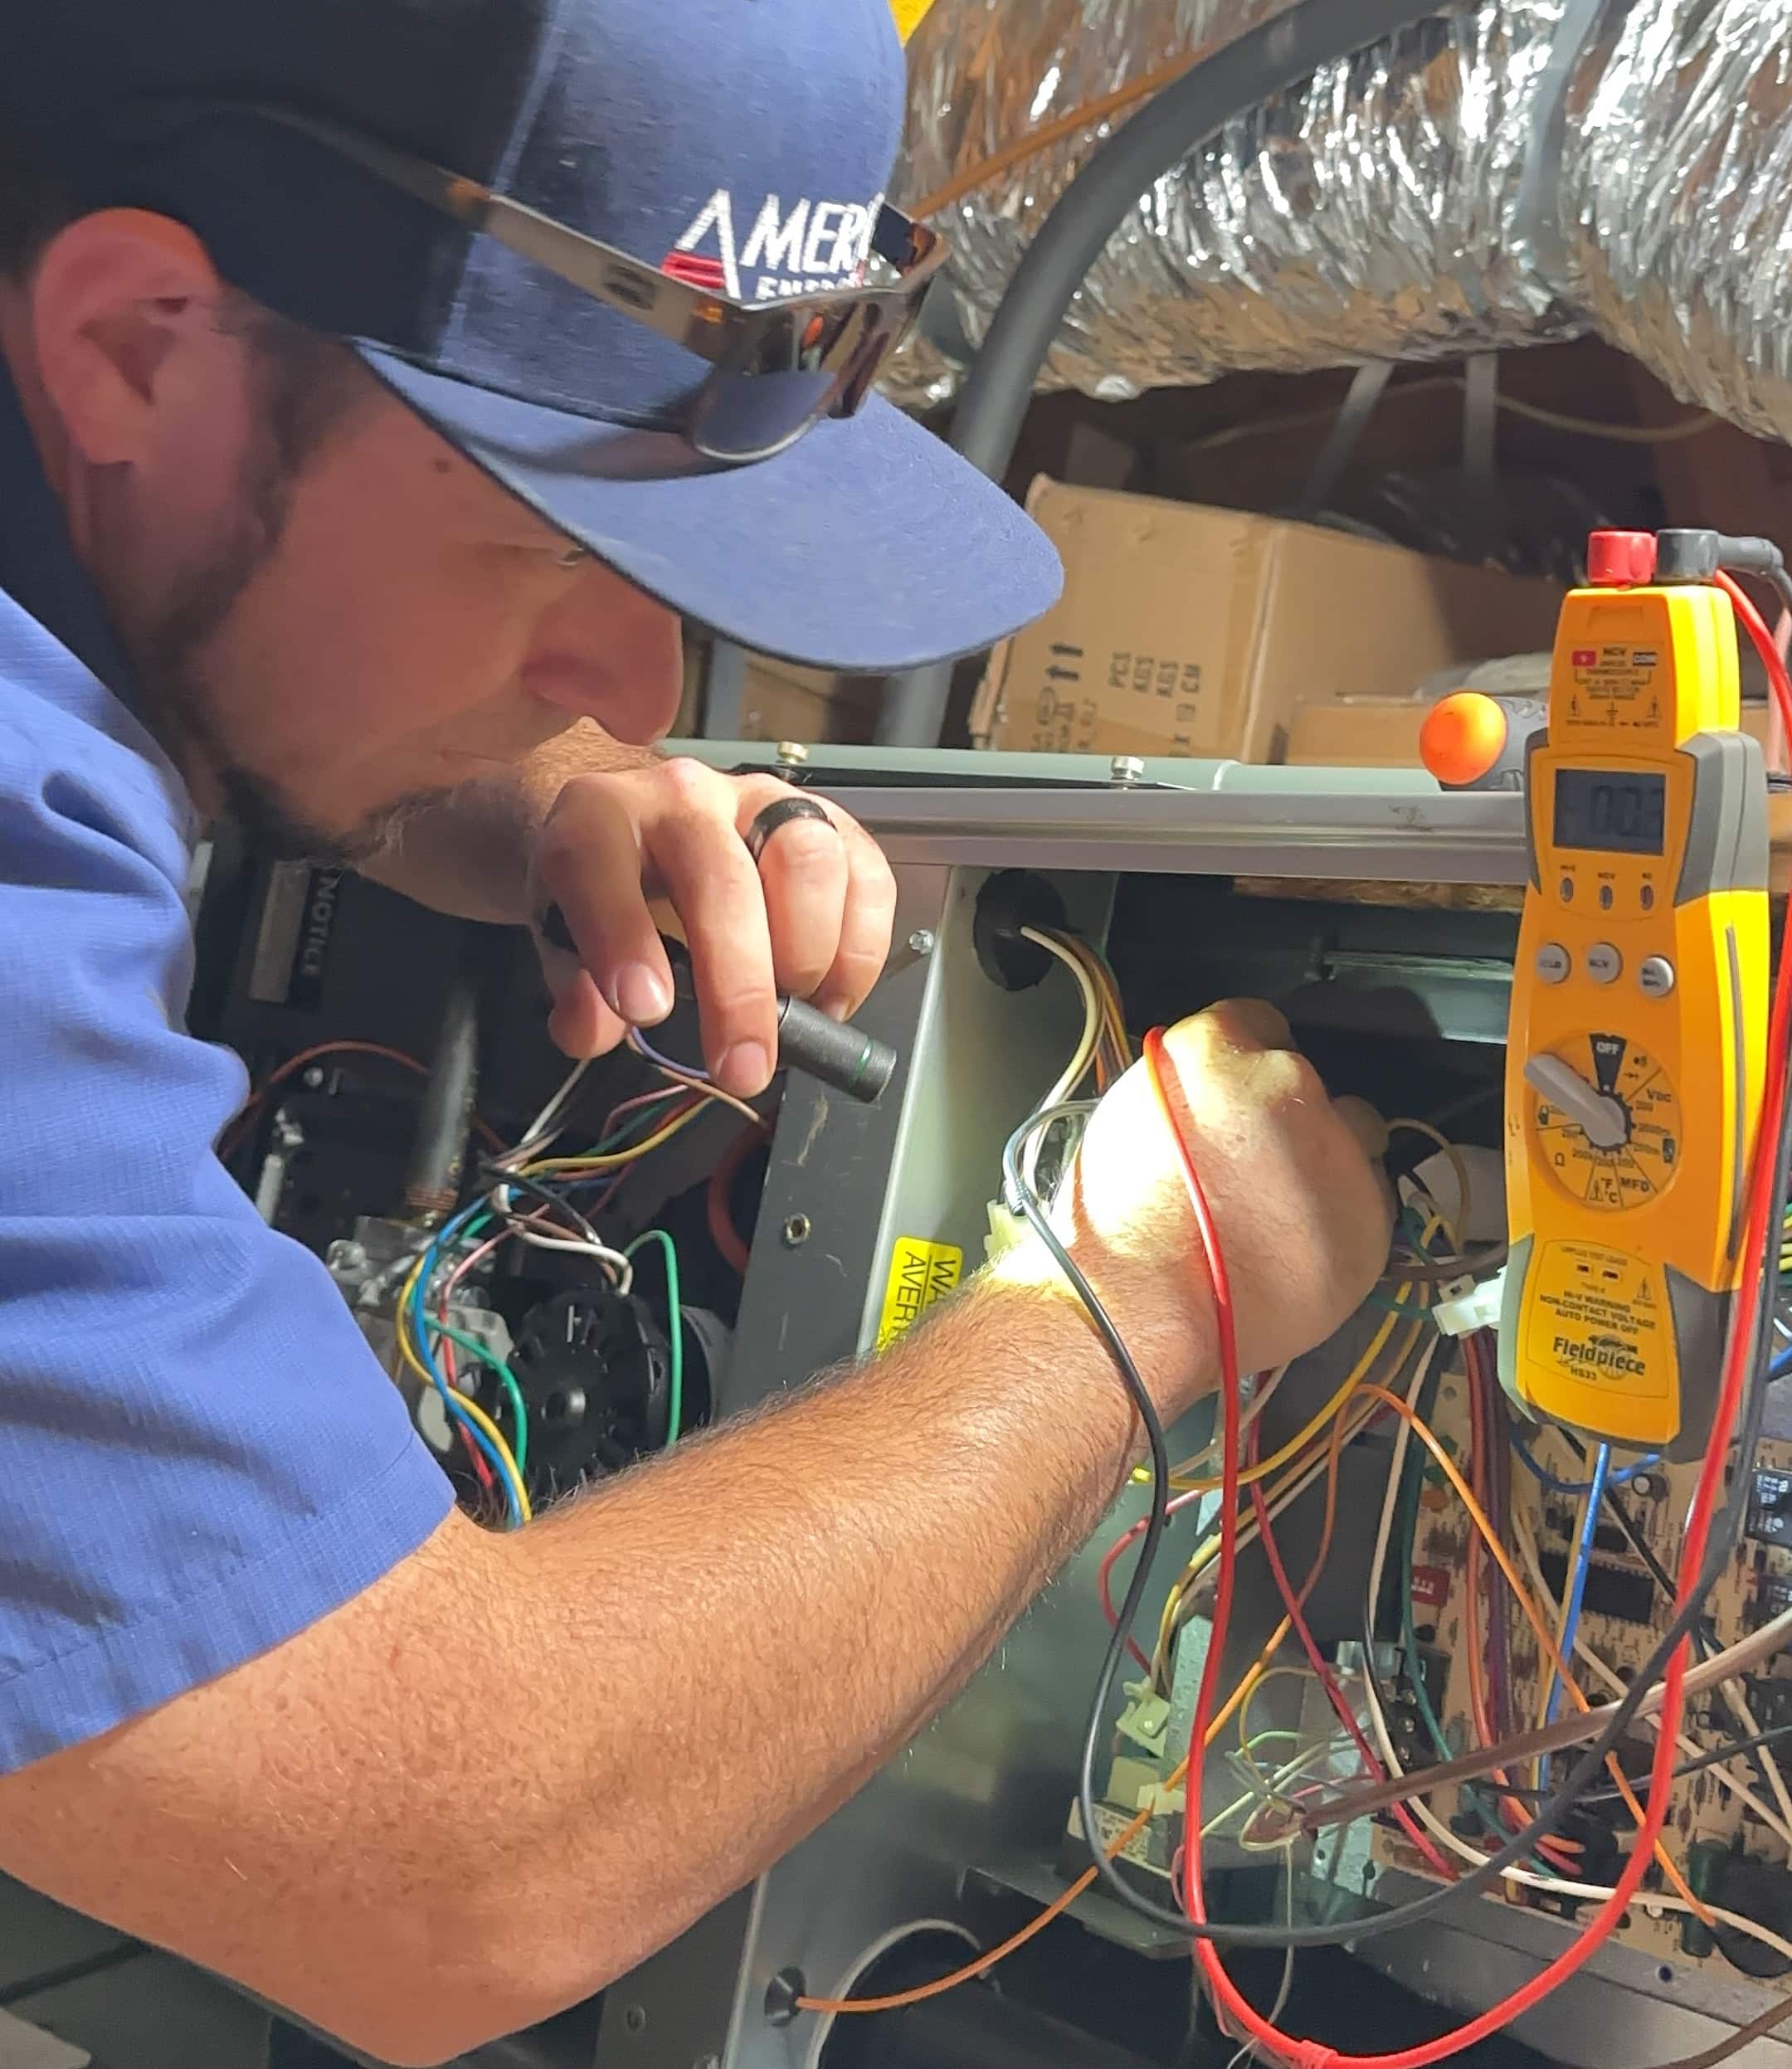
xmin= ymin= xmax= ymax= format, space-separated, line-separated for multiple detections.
xmin=1554 ymin=1331 xmax=1647 ymax=1380
xmin=664 ymin=190 xmax=882 ymax=301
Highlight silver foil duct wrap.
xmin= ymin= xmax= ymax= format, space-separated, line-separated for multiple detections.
xmin=892 ymin=0 xmax=1792 ymax=445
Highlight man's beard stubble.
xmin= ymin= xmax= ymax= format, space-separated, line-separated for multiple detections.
xmin=126 ymin=326 xmax=450 ymax=868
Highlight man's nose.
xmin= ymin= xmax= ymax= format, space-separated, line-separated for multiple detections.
xmin=524 ymin=566 xmax=686 ymax=743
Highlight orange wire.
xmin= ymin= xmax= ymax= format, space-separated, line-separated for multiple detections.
xmin=796 ymin=1376 xmax=1363 ymax=2018
xmin=1357 ymin=1385 xmax=1712 ymax=1925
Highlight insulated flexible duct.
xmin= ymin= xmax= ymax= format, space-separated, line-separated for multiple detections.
xmin=876 ymin=0 xmax=1465 ymax=748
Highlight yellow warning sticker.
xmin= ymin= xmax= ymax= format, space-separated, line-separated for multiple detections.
xmin=877 ymin=1236 xmax=963 ymax=1351
xmin=889 ymin=0 xmax=940 ymax=43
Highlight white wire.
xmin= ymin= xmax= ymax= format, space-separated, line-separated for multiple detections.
xmin=497 ymin=1220 xmax=635 ymax=1290
xmin=1168 ymin=1365 xmax=1293 ymax=1487
xmin=1508 ymin=1877 xmax=1792 ymax=1970
xmin=509 ymin=1054 xmax=591 ymax=1161
xmin=1510 ymin=1514 xmax=1792 ymax=1856
xmin=1356 ymin=1609 xmax=1792 ymax=1965
xmin=1354 ymin=1353 xmax=1792 ymax=1870
xmin=1023 ymin=926 xmax=1103 ymax=1117
xmin=1225 ymin=1844 xmax=1298 ymax=2069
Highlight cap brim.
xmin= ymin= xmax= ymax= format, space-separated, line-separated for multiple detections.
xmin=354 ymin=345 xmax=1062 ymax=674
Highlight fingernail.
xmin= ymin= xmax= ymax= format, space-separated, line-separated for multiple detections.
xmin=718 ymin=1041 xmax=771 ymax=1095
xmin=611 ymin=961 xmax=673 ymax=1025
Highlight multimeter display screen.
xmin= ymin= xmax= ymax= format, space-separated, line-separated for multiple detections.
xmin=1552 ymin=768 xmax=1668 ymax=855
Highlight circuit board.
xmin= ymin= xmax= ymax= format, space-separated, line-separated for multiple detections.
xmin=1367 ymin=1361 xmax=1792 ymax=1974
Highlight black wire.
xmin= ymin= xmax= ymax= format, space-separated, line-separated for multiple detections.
xmin=479 ymin=1165 xmax=608 ymax=1250
xmin=1566 ymin=1437 xmax=1792 ymax=1820
xmin=1006 ymin=1020 xmax=1792 ymax=1951
xmin=1495 ymin=1723 xmax=1792 ymax=1807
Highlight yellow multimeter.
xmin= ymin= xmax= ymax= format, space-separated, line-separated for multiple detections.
xmin=1501 ymin=530 xmax=1770 ymax=1460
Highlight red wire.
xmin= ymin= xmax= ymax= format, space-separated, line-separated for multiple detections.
xmin=1150 ymin=787 xmax=1789 ymax=2069
xmin=1098 ymin=1486 xmax=1213 ymax=1675
xmin=1244 ymin=1430 xmax=1461 ymax=1880
xmin=1461 ymin=1338 xmax=1571 ymax=1863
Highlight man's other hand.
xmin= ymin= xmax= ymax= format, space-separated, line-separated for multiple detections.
xmin=528 ymin=758 xmax=897 ymax=1096
xmin=1053 ymin=999 xmax=1395 ymax=1416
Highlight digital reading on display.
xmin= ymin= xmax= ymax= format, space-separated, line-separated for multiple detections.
xmin=1552 ymin=767 xmax=1668 ymax=856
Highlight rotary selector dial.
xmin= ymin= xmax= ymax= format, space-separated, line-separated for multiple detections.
xmin=1526 ymin=1035 xmax=1683 ymax=1212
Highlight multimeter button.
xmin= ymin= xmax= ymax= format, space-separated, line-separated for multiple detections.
xmin=1639 ymin=956 xmax=1677 ymax=998
xmin=1599 ymin=884 xmax=1614 ymax=911
xmin=1585 ymin=942 xmax=1623 ymax=984
xmin=1560 ymin=876 xmax=1575 ymax=903
xmin=1640 ymin=884 xmax=1656 ymax=912
xmin=1535 ymin=943 xmax=1572 ymax=985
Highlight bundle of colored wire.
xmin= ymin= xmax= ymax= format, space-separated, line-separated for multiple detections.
xmin=1164 ymin=572 xmax=1792 ymax=2062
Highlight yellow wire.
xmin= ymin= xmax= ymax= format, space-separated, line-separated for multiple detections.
xmin=396 ymin=1256 xmax=534 ymax=1526
xmin=528 ymin=1100 xmax=712 ymax=1172
xmin=1152 ymin=1386 xmax=1397 ymax=1691
xmin=1168 ymin=1308 xmax=1408 ymax=1494
xmin=1387 ymin=1117 xmax=1472 ymax=1251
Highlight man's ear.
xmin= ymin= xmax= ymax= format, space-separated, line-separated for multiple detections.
xmin=27 ymin=209 xmax=226 ymax=468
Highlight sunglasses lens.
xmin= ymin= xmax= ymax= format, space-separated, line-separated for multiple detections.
xmin=689 ymin=293 xmax=927 ymax=462
xmin=689 ymin=365 xmax=845 ymax=462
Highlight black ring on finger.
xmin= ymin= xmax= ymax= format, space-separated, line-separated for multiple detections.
xmin=746 ymin=795 xmax=835 ymax=865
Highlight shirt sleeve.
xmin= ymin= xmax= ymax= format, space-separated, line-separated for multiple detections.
xmin=0 ymin=697 xmax=454 ymax=1774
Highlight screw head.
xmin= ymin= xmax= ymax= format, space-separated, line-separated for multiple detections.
xmin=1109 ymin=754 xmax=1146 ymax=786
xmin=774 ymin=739 xmax=810 ymax=768
xmin=907 ymin=928 xmax=937 ymax=957
xmin=301 ymin=1065 xmax=327 ymax=1089
xmin=622 ymin=2004 xmax=648 ymax=2035
xmin=782 ymin=1213 xmax=812 ymax=1249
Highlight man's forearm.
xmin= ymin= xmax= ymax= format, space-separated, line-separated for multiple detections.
xmin=447 ymin=1268 xmax=1197 ymax=2035
xmin=363 ymin=720 xmax=656 ymax=923
xmin=0 ymin=1268 xmax=1201 ymax=2064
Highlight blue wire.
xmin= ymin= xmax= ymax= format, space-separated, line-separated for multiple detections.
xmin=1510 ymin=1429 xmax=1658 ymax=1495
xmin=1771 ymin=1346 xmax=1792 ymax=1383
xmin=408 ymin=1202 xmax=522 ymax=1528
xmin=1540 ymin=1442 xmax=1611 ymax=1784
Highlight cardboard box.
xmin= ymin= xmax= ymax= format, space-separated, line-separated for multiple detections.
xmin=676 ymin=645 xmax=880 ymax=745
xmin=735 ymin=657 xmax=879 ymax=746
xmin=971 ymin=481 xmax=1566 ymax=763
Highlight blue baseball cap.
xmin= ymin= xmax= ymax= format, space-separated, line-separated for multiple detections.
xmin=2 ymin=0 xmax=1061 ymax=674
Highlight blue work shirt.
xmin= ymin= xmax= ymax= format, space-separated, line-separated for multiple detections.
xmin=0 ymin=377 xmax=452 ymax=1773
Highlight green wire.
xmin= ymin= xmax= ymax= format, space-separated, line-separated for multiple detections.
xmin=431 ymin=1319 xmax=529 ymax=1475
xmin=587 ymin=1093 xmax=689 ymax=1157
xmin=626 ymin=1229 xmax=684 ymax=1445
xmin=1369 ymin=1289 xmax=1438 ymax=1322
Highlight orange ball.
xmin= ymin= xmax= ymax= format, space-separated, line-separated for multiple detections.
xmin=1421 ymin=692 xmax=1511 ymax=787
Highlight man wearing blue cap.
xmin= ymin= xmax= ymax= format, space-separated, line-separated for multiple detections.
xmin=0 ymin=2 xmax=1390 ymax=2060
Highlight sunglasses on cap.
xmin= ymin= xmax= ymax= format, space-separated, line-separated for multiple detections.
xmin=231 ymin=105 xmax=948 ymax=468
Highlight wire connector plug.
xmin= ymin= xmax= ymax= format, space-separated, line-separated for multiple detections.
xmin=1432 ymin=1267 xmax=1507 ymax=1339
